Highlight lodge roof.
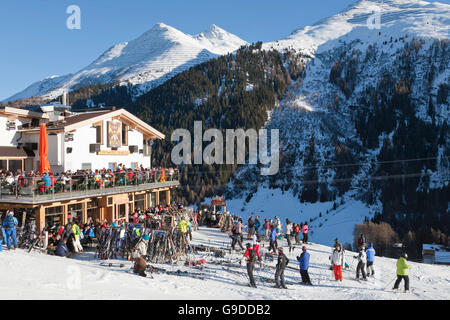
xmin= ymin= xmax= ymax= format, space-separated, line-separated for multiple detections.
xmin=0 ymin=146 xmax=35 ymax=158
xmin=18 ymin=108 xmax=165 ymax=139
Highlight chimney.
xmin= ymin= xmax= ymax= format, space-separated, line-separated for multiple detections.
xmin=62 ymin=91 xmax=68 ymax=106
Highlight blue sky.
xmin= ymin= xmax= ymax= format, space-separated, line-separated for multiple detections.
xmin=0 ymin=0 xmax=448 ymax=101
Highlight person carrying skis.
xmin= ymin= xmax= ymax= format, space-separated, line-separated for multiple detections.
xmin=302 ymin=222 xmax=309 ymax=244
xmin=297 ymin=246 xmax=312 ymax=285
xmin=393 ymin=253 xmax=411 ymax=292
xmin=269 ymin=223 xmax=278 ymax=253
xmin=366 ymin=242 xmax=375 ymax=277
xmin=331 ymin=244 xmax=345 ymax=281
xmin=275 ymin=247 xmax=289 ymax=289
xmin=2 ymin=211 xmax=18 ymax=250
xmin=285 ymin=219 xmax=293 ymax=252
xmin=241 ymin=243 xmax=260 ymax=288
xmin=353 ymin=246 xmax=368 ymax=281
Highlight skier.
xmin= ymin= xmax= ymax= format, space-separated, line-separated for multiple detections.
xmin=331 ymin=244 xmax=345 ymax=281
xmin=353 ymin=246 xmax=367 ymax=281
xmin=254 ymin=216 xmax=261 ymax=236
xmin=366 ymin=242 xmax=376 ymax=277
xmin=263 ymin=219 xmax=271 ymax=241
xmin=241 ymin=243 xmax=260 ymax=288
xmin=297 ymin=246 xmax=312 ymax=285
xmin=294 ymin=224 xmax=301 ymax=244
xmin=269 ymin=223 xmax=278 ymax=253
xmin=285 ymin=219 xmax=293 ymax=252
xmin=230 ymin=221 xmax=245 ymax=251
xmin=2 ymin=211 xmax=18 ymax=250
xmin=275 ymin=247 xmax=289 ymax=289
xmin=393 ymin=253 xmax=411 ymax=292
xmin=302 ymin=222 xmax=309 ymax=244
xmin=247 ymin=216 xmax=254 ymax=240
xmin=329 ymin=238 xmax=344 ymax=270
xmin=275 ymin=217 xmax=282 ymax=240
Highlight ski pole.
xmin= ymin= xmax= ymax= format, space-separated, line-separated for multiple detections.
xmin=384 ymin=275 xmax=397 ymax=290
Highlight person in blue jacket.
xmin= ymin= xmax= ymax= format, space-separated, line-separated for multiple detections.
xmin=366 ymin=242 xmax=376 ymax=277
xmin=297 ymin=246 xmax=312 ymax=285
xmin=2 ymin=211 xmax=18 ymax=250
xmin=269 ymin=224 xmax=278 ymax=253
xmin=0 ymin=224 xmax=6 ymax=252
xmin=254 ymin=216 xmax=261 ymax=236
xmin=55 ymin=239 xmax=69 ymax=257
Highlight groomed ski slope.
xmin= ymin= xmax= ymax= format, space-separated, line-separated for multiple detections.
xmin=0 ymin=227 xmax=448 ymax=300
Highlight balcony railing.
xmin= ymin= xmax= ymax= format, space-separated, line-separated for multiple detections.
xmin=0 ymin=169 xmax=179 ymax=202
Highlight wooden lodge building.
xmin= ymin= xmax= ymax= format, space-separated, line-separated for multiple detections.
xmin=0 ymin=103 xmax=179 ymax=230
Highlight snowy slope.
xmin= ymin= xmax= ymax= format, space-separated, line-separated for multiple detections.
xmin=0 ymin=227 xmax=448 ymax=300
xmin=4 ymin=23 xmax=248 ymax=102
xmin=224 ymin=0 xmax=449 ymax=242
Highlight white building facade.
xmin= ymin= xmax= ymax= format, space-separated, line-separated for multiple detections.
xmin=0 ymin=105 xmax=164 ymax=173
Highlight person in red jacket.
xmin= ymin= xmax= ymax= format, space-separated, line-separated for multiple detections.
xmin=241 ymin=243 xmax=261 ymax=288
xmin=294 ymin=224 xmax=301 ymax=244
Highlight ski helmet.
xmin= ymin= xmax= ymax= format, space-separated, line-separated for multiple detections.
xmin=278 ymin=247 xmax=284 ymax=253
xmin=402 ymin=252 xmax=408 ymax=259
xmin=246 ymin=243 xmax=251 ymax=248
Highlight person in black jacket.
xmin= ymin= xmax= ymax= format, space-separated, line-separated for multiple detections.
xmin=247 ymin=216 xmax=255 ymax=240
xmin=275 ymin=247 xmax=289 ymax=289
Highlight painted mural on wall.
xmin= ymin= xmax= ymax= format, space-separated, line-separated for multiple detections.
xmin=107 ymin=121 xmax=121 ymax=148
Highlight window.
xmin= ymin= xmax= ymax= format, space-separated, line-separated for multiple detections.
xmin=122 ymin=123 xmax=128 ymax=146
xmin=108 ymin=163 xmax=116 ymax=171
xmin=8 ymin=160 xmax=22 ymax=172
xmin=96 ymin=126 xmax=102 ymax=144
xmin=81 ymin=163 xmax=91 ymax=170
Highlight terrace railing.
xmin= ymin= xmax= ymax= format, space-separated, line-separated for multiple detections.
xmin=0 ymin=169 xmax=179 ymax=202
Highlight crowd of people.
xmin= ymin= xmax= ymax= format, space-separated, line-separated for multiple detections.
xmin=0 ymin=201 xmax=197 ymax=258
xmin=217 ymin=211 xmax=411 ymax=292
xmin=0 ymin=204 xmax=413 ymax=292
xmin=0 ymin=165 xmax=178 ymax=195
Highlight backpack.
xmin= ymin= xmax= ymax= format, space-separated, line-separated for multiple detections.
xmin=3 ymin=216 xmax=17 ymax=229
xmin=248 ymin=248 xmax=257 ymax=263
xmin=232 ymin=224 xmax=238 ymax=234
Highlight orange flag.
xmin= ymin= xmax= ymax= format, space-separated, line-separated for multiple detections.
xmin=39 ymin=124 xmax=50 ymax=173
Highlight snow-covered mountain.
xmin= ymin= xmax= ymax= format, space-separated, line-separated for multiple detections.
xmin=4 ymin=23 xmax=247 ymax=102
xmin=264 ymin=0 xmax=449 ymax=54
xmin=227 ymin=0 xmax=449 ymax=246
